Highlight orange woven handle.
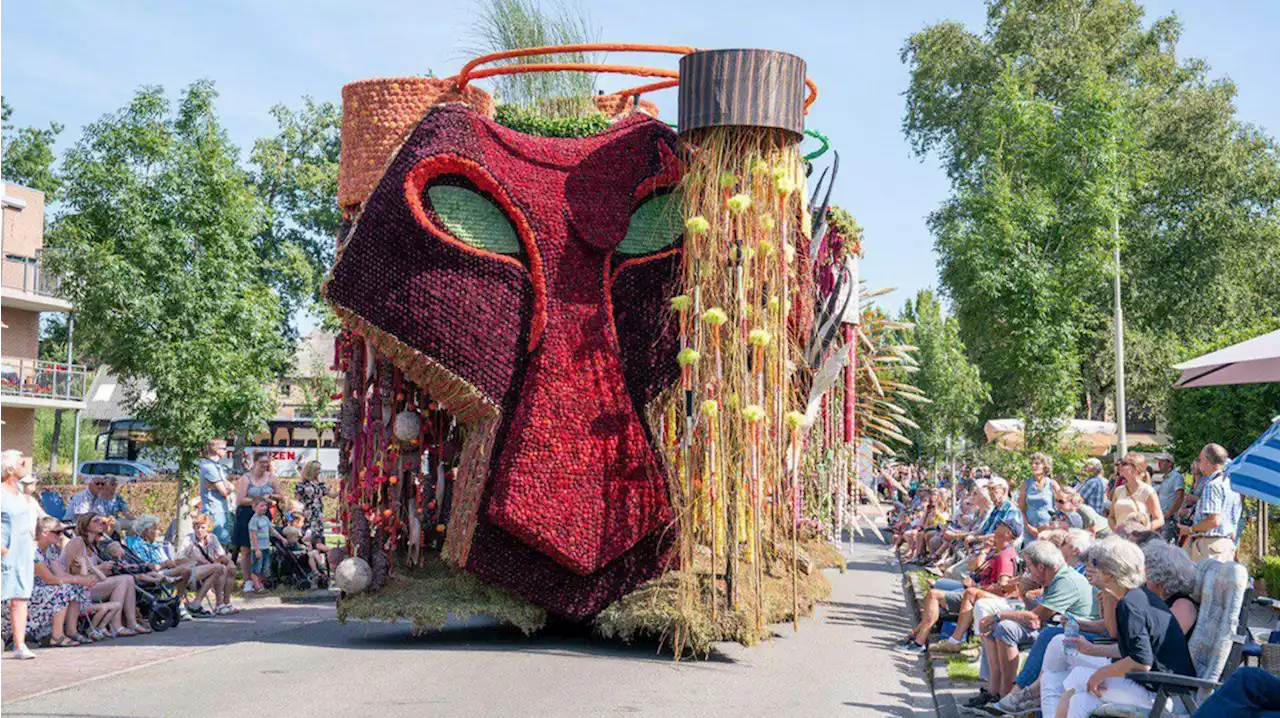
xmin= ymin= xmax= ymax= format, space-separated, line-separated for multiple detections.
xmin=454 ymin=43 xmax=819 ymax=113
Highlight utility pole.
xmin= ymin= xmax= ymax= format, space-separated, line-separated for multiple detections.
xmin=1113 ymin=210 xmax=1128 ymax=458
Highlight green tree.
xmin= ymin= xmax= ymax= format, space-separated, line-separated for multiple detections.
xmin=1 ymin=98 xmax=64 ymax=199
xmin=898 ymin=289 xmax=990 ymax=464
xmin=47 ymin=81 xmax=288 ymax=530
xmin=902 ymin=0 xmax=1280 ymax=439
xmin=248 ymin=98 xmax=342 ymax=330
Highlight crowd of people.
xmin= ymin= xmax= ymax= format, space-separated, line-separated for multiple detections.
xmin=886 ymin=443 xmax=1252 ymax=716
xmin=0 ymin=439 xmax=336 ymax=661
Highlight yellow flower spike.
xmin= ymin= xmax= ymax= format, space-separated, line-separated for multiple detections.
xmin=748 ymin=328 xmax=772 ymax=347
xmin=742 ymin=404 xmax=766 ymax=423
xmin=767 ymin=296 xmax=780 ymax=313
xmin=669 ymin=294 xmax=692 ymax=312
xmin=757 ymin=239 xmax=775 ymax=258
xmin=677 ymin=348 xmax=701 ymax=367
xmin=701 ymin=307 xmax=729 ymax=326
xmin=701 ymin=399 xmax=719 ymax=418
xmin=684 ymin=216 xmax=711 ymax=236
xmin=750 ymin=159 xmax=770 ymax=176
xmin=726 ymin=392 xmax=740 ymax=409
xmin=775 ymin=176 xmax=796 ymax=197
xmin=771 ymin=166 xmax=790 ymax=182
xmin=783 ymin=243 xmax=796 ymax=263
xmin=785 ymin=410 xmax=806 ymax=430
xmin=758 ymin=214 xmax=776 ymax=232
xmin=726 ymin=193 xmax=752 ymax=214
xmin=719 ymin=172 xmax=738 ymax=190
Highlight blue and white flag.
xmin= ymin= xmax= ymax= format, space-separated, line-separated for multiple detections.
xmin=1229 ymin=417 xmax=1280 ymax=506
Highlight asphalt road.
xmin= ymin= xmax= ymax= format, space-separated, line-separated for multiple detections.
xmin=5 ymin=529 xmax=933 ymax=718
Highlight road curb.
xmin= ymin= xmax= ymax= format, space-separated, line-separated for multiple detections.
xmin=897 ymin=554 xmax=963 ymax=718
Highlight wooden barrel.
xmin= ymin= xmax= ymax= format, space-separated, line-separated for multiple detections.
xmin=677 ymin=49 xmax=806 ymax=139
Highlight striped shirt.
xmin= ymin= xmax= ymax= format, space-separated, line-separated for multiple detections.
xmin=1193 ymin=471 xmax=1243 ymax=540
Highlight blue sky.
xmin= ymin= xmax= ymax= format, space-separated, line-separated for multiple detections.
xmin=3 ymin=1 xmax=1277 ymax=333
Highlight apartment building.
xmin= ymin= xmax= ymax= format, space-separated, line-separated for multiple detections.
xmin=1 ymin=182 xmax=88 ymax=465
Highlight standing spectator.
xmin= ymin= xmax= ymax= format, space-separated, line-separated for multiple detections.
xmin=1180 ymin=443 xmax=1242 ymax=562
xmin=233 ymin=451 xmax=284 ymax=593
xmin=1154 ymin=453 xmax=1186 ymax=542
xmin=1 ymin=450 xmax=38 ymax=659
xmin=293 ymin=460 xmax=334 ymax=540
xmin=1109 ymin=453 xmax=1163 ymax=533
xmin=1076 ymin=459 xmax=1107 ymax=516
xmin=1019 ymin=452 xmax=1060 ymax=539
xmin=198 ymin=439 xmax=236 ymax=546
xmin=247 ymin=499 xmax=283 ymax=592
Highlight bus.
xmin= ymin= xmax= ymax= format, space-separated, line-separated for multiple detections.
xmin=98 ymin=417 xmax=340 ymax=477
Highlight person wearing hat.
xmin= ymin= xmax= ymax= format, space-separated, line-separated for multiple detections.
xmin=1153 ymin=453 xmax=1185 ymax=542
xmin=899 ymin=511 xmax=1022 ymax=656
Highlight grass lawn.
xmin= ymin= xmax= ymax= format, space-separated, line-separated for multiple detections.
xmin=947 ymin=654 xmax=983 ymax=683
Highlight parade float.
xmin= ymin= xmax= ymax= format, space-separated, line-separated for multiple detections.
xmin=325 ymin=44 xmax=924 ymax=655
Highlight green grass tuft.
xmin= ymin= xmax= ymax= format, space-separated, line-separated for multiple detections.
xmin=946 ymin=654 xmax=983 ymax=683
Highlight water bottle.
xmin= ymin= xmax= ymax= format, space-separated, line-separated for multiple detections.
xmin=1063 ymin=614 xmax=1080 ymax=658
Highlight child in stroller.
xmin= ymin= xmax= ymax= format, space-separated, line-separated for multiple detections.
xmin=272 ymin=512 xmax=328 ymax=590
xmin=99 ymin=540 xmax=184 ymax=632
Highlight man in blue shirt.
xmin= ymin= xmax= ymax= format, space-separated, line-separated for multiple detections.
xmin=1154 ymin=453 xmax=1186 ymax=541
xmin=198 ymin=439 xmax=235 ymax=545
xmin=1075 ymin=458 xmax=1107 ymax=516
xmin=1180 ymin=443 xmax=1242 ymax=562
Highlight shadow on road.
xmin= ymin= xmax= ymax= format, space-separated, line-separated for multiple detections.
xmin=255 ymin=617 xmax=738 ymax=666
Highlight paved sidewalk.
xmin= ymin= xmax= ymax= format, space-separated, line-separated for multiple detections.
xmin=1 ymin=596 xmax=334 ymax=703
xmin=7 ymin=522 xmax=934 ymax=717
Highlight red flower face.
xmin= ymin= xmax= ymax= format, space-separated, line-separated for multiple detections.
xmin=327 ymin=105 xmax=682 ymax=618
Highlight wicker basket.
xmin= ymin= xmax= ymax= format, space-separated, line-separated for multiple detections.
xmin=1262 ymin=643 xmax=1280 ymax=675
xmin=338 ymin=77 xmax=496 ymax=212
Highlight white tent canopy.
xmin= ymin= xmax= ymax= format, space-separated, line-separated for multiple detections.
xmin=1172 ymin=329 xmax=1280 ymax=389
xmin=984 ymin=418 xmax=1118 ymax=456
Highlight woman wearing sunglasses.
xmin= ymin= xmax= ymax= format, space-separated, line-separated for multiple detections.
xmin=1108 ymin=453 xmax=1163 ymax=533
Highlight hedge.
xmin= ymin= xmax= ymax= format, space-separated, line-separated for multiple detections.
xmin=42 ymin=479 xmax=341 ymax=532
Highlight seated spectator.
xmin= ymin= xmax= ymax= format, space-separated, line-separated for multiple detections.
xmin=67 ymin=477 xmax=113 ymax=518
xmin=1 ymin=517 xmax=95 ymax=648
xmin=1141 ymin=539 xmax=1198 ymax=637
xmin=1040 ymin=536 xmax=1194 ymax=718
xmin=1061 ymin=528 xmax=1094 ymax=571
xmin=1193 ymin=666 xmax=1280 ymax=717
xmin=61 ymin=513 xmax=148 ymax=638
xmin=177 ymin=514 xmax=238 ymax=616
xmin=967 ymin=540 xmax=1098 ymax=708
xmin=898 ymin=514 xmax=1022 ymax=655
xmin=125 ymin=515 xmax=195 ymax=616
xmin=1053 ymin=488 xmax=1106 ymax=535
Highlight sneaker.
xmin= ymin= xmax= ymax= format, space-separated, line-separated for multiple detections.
xmin=987 ymin=686 xmax=1039 ymax=715
xmin=186 ymin=603 xmax=214 ymax=618
xmin=12 ymin=644 xmax=36 ymax=660
xmin=242 ymin=581 xmax=255 ymax=594
xmin=178 ymin=605 xmax=193 ymax=621
xmin=895 ymin=640 xmax=927 ymax=655
xmin=930 ymin=639 xmax=966 ymax=654
xmin=964 ymin=689 xmax=998 ymax=709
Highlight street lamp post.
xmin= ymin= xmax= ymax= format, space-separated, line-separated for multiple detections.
xmin=1113 ymin=210 xmax=1128 ymax=457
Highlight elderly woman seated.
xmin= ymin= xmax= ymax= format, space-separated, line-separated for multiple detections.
xmin=1140 ymin=539 xmax=1198 ymax=637
xmin=124 ymin=515 xmax=194 ymax=615
xmin=176 ymin=513 xmax=238 ymax=616
xmin=1039 ymin=536 xmax=1194 ymax=718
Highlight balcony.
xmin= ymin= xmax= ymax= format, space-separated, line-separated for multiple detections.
xmin=0 ymin=357 xmax=89 ymax=410
xmin=0 ymin=250 xmax=72 ymax=313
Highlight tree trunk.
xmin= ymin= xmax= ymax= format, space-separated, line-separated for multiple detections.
xmin=174 ymin=455 xmax=197 ymax=546
xmin=49 ymin=409 xmax=64 ymax=472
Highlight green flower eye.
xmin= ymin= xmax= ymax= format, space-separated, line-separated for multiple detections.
xmin=616 ymin=193 xmax=683 ymax=256
xmin=427 ymin=184 xmax=522 ymax=255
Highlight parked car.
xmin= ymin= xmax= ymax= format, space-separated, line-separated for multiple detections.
xmin=77 ymin=459 xmax=157 ymax=484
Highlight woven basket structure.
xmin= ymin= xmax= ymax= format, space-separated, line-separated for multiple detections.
xmin=339 ymin=77 xmax=497 ymax=212
xmin=1262 ymin=643 xmax=1280 ymax=675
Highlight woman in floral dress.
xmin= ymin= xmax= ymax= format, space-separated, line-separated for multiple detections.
xmin=3 ymin=516 xmax=95 ymax=647
xmin=294 ymin=461 xmax=335 ymax=539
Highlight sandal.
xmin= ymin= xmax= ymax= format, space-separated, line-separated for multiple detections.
xmin=51 ymin=636 xmax=80 ymax=647
xmin=135 ymin=624 xmax=153 ymax=635
xmin=114 ymin=627 xmax=138 ymax=638
xmin=69 ymin=633 xmax=90 ymax=644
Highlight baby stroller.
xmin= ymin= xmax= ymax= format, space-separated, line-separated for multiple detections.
xmin=268 ymin=534 xmax=321 ymax=591
xmin=113 ymin=541 xmax=183 ymax=632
